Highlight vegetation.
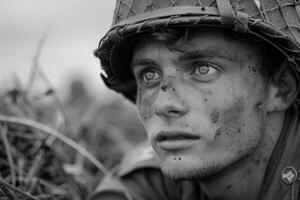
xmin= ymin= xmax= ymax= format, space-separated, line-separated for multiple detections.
xmin=0 ymin=34 xmax=146 ymax=200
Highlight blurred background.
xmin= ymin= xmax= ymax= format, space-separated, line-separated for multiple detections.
xmin=0 ymin=1 xmax=147 ymax=199
xmin=1 ymin=0 xmax=114 ymax=98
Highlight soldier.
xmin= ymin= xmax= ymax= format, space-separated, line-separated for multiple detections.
xmin=89 ymin=0 xmax=300 ymax=199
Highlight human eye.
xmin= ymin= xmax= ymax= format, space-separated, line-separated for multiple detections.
xmin=190 ymin=62 xmax=221 ymax=82
xmin=136 ymin=68 xmax=161 ymax=87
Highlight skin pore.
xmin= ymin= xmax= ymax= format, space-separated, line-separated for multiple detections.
xmin=131 ymin=28 xmax=286 ymax=200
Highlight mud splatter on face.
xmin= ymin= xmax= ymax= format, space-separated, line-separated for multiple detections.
xmin=137 ymin=87 xmax=160 ymax=121
xmin=227 ymin=185 xmax=232 ymax=189
xmin=215 ymin=128 xmax=222 ymax=139
xmin=161 ymin=85 xmax=168 ymax=92
xmin=223 ymin=98 xmax=245 ymax=125
xmin=173 ymin=157 xmax=182 ymax=161
xmin=210 ymin=111 xmax=219 ymax=124
xmin=161 ymin=84 xmax=175 ymax=92
xmin=214 ymin=127 xmax=231 ymax=139
xmin=214 ymin=98 xmax=245 ymax=139
xmin=248 ymin=65 xmax=258 ymax=72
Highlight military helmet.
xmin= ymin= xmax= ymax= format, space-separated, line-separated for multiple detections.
xmin=95 ymin=0 xmax=300 ymax=102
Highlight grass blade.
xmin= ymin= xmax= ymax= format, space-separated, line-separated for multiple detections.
xmin=0 ymin=124 xmax=16 ymax=186
xmin=0 ymin=114 xmax=109 ymax=176
xmin=0 ymin=178 xmax=38 ymax=200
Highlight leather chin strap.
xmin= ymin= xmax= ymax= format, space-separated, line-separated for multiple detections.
xmin=216 ymin=0 xmax=249 ymax=33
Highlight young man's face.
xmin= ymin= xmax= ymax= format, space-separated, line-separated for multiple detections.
xmin=131 ymin=28 xmax=271 ymax=180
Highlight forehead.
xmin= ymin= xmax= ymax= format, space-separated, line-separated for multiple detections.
xmin=132 ymin=28 xmax=261 ymax=62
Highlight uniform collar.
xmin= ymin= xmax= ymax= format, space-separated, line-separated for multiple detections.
xmin=258 ymin=103 xmax=300 ymax=200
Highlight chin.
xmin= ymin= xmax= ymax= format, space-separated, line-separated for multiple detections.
xmin=159 ymin=156 xmax=224 ymax=180
xmin=159 ymin=151 xmax=249 ymax=181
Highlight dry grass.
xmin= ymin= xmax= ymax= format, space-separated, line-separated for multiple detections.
xmin=0 ymin=74 xmax=146 ymax=200
xmin=0 ymin=30 xmax=146 ymax=200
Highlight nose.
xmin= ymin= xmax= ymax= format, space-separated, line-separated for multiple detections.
xmin=154 ymin=81 xmax=189 ymax=120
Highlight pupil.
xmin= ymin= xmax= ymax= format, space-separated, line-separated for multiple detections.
xmin=198 ymin=66 xmax=209 ymax=74
xmin=145 ymin=72 xmax=154 ymax=80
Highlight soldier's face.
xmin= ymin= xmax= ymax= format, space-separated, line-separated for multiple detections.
xmin=131 ymin=28 xmax=270 ymax=179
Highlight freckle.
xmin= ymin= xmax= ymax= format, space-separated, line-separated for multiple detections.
xmin=242 ymin=123 xmax=246 ymax=127
xmin=227 ymin=185 xmax=232 ymax=189
xmin=178 ymin=157 xmax=181 ymax=160
xmin=204 ymin=98 xmax=208 ymax=102
xmin=172 ymin=88 xmax=175 ymax=92
xmin=237 ymin=128 xmax=241 ymax=133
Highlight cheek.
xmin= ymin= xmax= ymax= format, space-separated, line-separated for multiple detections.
xmin=211 ymin=95 xmax=266 ymax=153
xmin=213 ymin=97 xmax=245 ymax=140
xmin=241 ymin=62 xmax=268 ymax=99
xmin=137 ymin=86 xmax=159 ymax=122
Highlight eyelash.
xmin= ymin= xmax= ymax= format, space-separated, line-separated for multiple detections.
xmin=191 ymin=62 xmax=219 ymax=75
xmin=134 ymin=62 xmax=221 ymax=86
xmin=137 ymin=67 xmax=161 ymax=86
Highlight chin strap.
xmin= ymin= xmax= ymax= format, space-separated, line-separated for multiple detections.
xmin=216 ymin=0 xmax=235 ymax=29
xmin=216 ymin=0 xmax=249 ymax=33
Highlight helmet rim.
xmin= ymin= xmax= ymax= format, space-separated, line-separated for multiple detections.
xmin=95 ymin=3 xmax=300 ymax=102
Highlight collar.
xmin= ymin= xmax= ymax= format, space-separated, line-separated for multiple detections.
xmin=258 ymin=103 xmax=300 ymax=200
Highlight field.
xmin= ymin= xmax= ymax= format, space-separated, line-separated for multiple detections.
xmin=0 ymin=70 xmax=147 ymax=199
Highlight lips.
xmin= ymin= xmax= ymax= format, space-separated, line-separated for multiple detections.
xmin=155 ymin=131 xmax=200 ymax=151
xmin=156 ymin=131 xmax=200 ymax=142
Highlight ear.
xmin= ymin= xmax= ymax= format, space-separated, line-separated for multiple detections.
xmin=266 ymin=61 xmax=299 ymax=112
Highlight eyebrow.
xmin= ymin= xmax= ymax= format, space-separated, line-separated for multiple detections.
xmin=130 ymin=46 xmax=238 ymax=70
xmin=130 ymin=58 xmax=157 ymax=70
xmin=179 ymin=47 xmax=237 ymax=62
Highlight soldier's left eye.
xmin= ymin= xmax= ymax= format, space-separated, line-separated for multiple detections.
xmin=192 ymin=63 xmax=218 ymax=75
xmin=190 ymin=63 xmax=220 ymax=82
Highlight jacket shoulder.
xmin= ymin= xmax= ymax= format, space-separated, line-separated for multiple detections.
xmin=88 ymin=142 xmax=170 ymax=200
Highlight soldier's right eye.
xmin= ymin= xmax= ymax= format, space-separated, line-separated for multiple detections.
xmin=138 ymin=68 xmax=161 ymax=87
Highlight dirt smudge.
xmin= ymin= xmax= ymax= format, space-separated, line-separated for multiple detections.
xmin=210 ymin=111 xmax=219 ymax=124
xmin=137 ymin=87 xmax=160 ymax=121
xmin=214 ymin=98 xmax=245 ymax=139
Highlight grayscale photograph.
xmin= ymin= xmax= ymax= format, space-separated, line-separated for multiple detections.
xmin=0 ymin=0 xmax=300 ymax=200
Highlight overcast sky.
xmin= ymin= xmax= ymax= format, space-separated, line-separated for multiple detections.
xmin=0 ymin=0 xmax=117 ymax=98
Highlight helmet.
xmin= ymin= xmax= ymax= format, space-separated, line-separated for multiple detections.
xmin=95 ymin=0 xmax=300 ymax=102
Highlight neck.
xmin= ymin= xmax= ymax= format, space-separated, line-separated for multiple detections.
xmin=199 ymin=111 xmax=285 ymax=200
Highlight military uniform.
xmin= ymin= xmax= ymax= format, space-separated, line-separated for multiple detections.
xmin=89 ymin=104 xmax=300 ymax=200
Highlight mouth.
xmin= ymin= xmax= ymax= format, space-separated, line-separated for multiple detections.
xmin=156 ymin=131 xmax=201 ymax=151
